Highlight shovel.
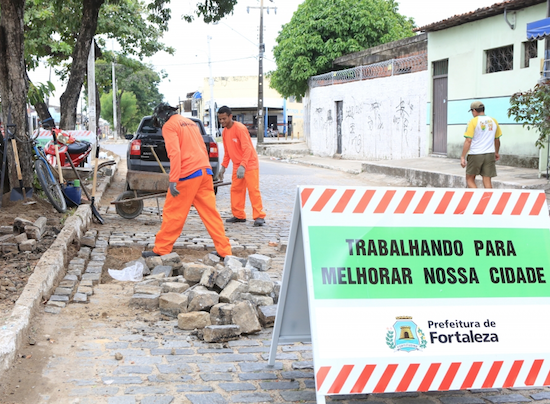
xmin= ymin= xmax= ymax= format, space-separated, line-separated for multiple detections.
xmin=0 ymin=131 xmax=7 ymax=208
xmin=9 ymin=135 xmax=35 ymax=204
xmin=91 ymin=140 xmax=104 ymax=224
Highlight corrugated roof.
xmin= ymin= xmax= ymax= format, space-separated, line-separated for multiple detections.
xmin=415 ymin=0 xmax=546 ymax=32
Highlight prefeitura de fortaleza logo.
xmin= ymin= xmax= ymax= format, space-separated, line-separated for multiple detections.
xmin=386 ymin=316 xmax=427 ymax=352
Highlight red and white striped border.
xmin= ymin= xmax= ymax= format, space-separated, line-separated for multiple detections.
xmin=317 ymin=359 xmax=550 ymax=394
xmin=300 ymin=188 xmax=548 ymax=217
xmin=34 ymin=129 xmax=93 ymax=139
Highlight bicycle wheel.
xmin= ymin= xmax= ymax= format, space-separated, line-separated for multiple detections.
xmin=35 ymin=159 xmax=67 ymax=213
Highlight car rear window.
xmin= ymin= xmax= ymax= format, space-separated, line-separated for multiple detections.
xmin=138 ymin=117 xmax=205 ymax=139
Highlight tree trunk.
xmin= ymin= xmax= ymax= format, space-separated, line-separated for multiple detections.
xmin=59 ymin=0 xmax=104 ymax=130
xmin=0 ymin=0 xmax=33 ymax=191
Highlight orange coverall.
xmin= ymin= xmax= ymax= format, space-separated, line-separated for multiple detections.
xmin=153 ymin=115 xmax=232 ymax=257
xmin=221 ymin=121 xmax=266 ymax=221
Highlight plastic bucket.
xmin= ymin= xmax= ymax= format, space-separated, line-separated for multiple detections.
xmin=64 ymin=183 xmax=82 ymax=207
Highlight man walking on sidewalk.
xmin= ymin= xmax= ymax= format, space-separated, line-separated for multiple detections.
xmin=460 ymin=101 xmax=502 ymax=188
xmin=142 ymin=103 xmax=232 ymax=258
xmin=217 ymin=106 xmax=266 ymax=227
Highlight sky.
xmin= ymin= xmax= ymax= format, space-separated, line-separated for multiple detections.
xmin=29 ymin=0 xmax=506 ymax=107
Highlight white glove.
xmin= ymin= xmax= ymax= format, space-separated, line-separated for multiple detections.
xmin=237 ymin=165 xmax=245 ymax=179
xmin=217 ymin=166 xmax=226 ymax=181
xmin=169 ymin=182 xmax=180 ymax=197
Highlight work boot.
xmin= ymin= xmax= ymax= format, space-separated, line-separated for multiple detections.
xmin=253 ymin=218 xmax=265 ymax=227
xmin=142 ymin=250 xmax=160 ymax=258
xmin=226 ymin=217 xmax=246 ymax=223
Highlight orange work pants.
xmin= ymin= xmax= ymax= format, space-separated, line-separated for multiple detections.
xmin=154 ymin=170 xmax=232 ymax=257
xmin=230 ymin=168 xmax=266 ymax=220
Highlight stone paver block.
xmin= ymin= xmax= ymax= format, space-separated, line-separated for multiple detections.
xmin=259 ymin=381 xmax=299 ymax=390
xmin=152 ymin=265 xmax=173 ymax=277
xmin=113 ymin=366 xmax=153 ymax=375
xmin=239 ymin=362 xmax=282 ymax=372
xmin=203 ymin=325 xmax=241 ymax=342
xmin=200 ymin=267 xmax=217 ymax=288
xmin=239 ymin=372 xmax=278 ymax=380
xmin=219 ymin=280 xmax=247 ymax=303
xmin=145 ymin=256 xmax=163 ymax=269
xmin=77 ymin=286 xmax=94 ymax=296
xmin=440 ymin=397 xmax=486 ymax=404
xmin=186 ymin=393 xmax=227 ymax=404
xmin=177 ymin=312 xmax=211 ymax=330
xmin=134 ymin=285 xmax=163 ymax=295
xmin=482 ymin=394 xmax=530 ymax=403
xmin=141 ymin=396 xmax=175 ymax=404
xmin=239 ymin=293 xmax=274 ymax=307
xmin=162 ymin=282 xmax=189 ymax=293
xmin=82 ymin=273 xmax=101 ymax=285
xmin=203 ymin=252 xmax=221 ymax=266
xmin=101 ymin=376 xmax=143 ymax=385
xmin=210 ymin=303 xmax=234 ymax=325
xmin=54 ymin=287 xmax=73 ymax=296
xmin=198 ymin=363 xmax=236 ymax=372
xmin=257 ymin=305 xmax=276 ymax=327
xmin=49 ymin=295 xmax=69 ymax=302
xmin=73 ymin=293 xmax=88 ymax=303
xmin=247 ymin=279 xmax=273 ymax=295
xmin=108 ymin=397 xmax=136 ymax=404
xmin=278 ymin=391 xmax=316 ymax=402
xmin=231 ymin=301 xmax=261 ymax=334
xmin=251 ymin=271 xmax=270 ymax=282
xmin=531 ymin=392 xmax=550 ymax=400
xmin=215 ymin=268 xmax=233 ymax=289
xmin=159 ymin=293 xmax=188 ymax=318
xmin=219 ymin=383 xmax=256 ymax=392
xmin=188 ymin=289 xmax=219 ymax=312
xmin=183 ymin=263 xmax=211 ymax=283
xmin=14 ymin=233 xmax=27 ymax=244
xmin=129 ymin=294 xmax=160 ymax=310
xmin=46 ymin=300 xmax=66 ymax=308
xmin=124 ymin=386 xmax=168 ymax=395
xmin=161 ymin=252 xmax=181 ymax=266
xmin=291 ymin=361 xmax=313 ymax=369
xmin=247 ymin=254 xmax=272 ymax=271
xmin=229 ymin=393 xmax=274 ymax=403
xmin=45 ymin=306 xmax=61 ymax=314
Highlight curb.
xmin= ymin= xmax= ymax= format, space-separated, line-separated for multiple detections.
xmin=0 ymin=157 xmax=119 ymax=376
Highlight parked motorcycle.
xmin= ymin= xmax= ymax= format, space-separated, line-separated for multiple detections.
xmin=44 ymin=131 xmax=92 ymax=167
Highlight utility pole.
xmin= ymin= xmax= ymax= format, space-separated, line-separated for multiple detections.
xmin=207 ymin=35 xmax=216 ymax=137
xmin=248 ymin=0 xmax=276 ymax=145
xmin=87 ymin=38 xmax=96 ymax=135
xmin=112 ymin=41 xmax=118 ymax=140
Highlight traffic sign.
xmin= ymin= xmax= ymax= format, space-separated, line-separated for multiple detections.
xmin=269 ymin=187 xmax=550 ymax=404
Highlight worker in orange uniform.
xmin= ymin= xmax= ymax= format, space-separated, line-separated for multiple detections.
xmin=217 ymin=105 xmax=266 ymax=226
xmin=142 ymin=103 xmax=232 ymax=258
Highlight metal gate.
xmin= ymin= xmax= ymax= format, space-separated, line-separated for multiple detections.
xmin=432 ymin=60 xmax=448 ymax=155
xmin=336 ymin=101 xmax=343 ymax=154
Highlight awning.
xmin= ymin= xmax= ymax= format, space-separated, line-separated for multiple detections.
xmin=527 ymin=18 xmax=550 ymax=40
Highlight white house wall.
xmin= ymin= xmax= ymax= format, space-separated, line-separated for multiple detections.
xmin=307 ymin=71 xmax=428 ymax=160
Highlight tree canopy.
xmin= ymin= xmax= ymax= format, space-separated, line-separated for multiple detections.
xmin=270 ymin=0 xmax=415 ymax=98
xmin=100 ymin=90 xmax=138 ymax=135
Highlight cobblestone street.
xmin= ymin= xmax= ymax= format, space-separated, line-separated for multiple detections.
xmin=1 ymin=156 xmax=550 ymax=404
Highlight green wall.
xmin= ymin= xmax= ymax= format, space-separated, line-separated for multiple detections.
xmin=427 ymin=3 xmax=545 ymax=164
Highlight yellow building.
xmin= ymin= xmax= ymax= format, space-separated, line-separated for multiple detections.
xmin=199 ymin=76 xmax=303 ymax=138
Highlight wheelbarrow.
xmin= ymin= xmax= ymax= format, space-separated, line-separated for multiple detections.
xmin=111 ymin=170 xmax=230 ymax=219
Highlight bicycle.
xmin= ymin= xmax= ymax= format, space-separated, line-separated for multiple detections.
xmin=29 ymin=130 xmax=67 ymax=213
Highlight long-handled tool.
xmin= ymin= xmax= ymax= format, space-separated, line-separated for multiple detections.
xmin=9 ymin=135 xmax=35 ymax=204
xmin=0 ymin=130 xmax=8 ymax=208
xmin=91 ymin=138 xmax=104 ymax=224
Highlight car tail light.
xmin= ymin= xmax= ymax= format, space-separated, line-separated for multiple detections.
xmin=130 ymin=139 xmax=141 ymax=156
xmin=209 ymin=142 xmax=218 ymax=158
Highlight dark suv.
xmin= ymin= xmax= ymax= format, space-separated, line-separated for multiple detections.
xmin=126 ymin=115 xmax=219 ymax=178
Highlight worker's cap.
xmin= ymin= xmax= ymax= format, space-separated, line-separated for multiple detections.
xmin=468 ymin=101 xmax=484 ymax=112
xmin=152 ymin=103 xmax=178 ymax=128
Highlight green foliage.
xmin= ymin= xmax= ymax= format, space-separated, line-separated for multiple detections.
xmin=184 ymin=0 xmax=237 ymax=23
xmin=95 ymin=54 xmax=163 ymax=127
xmin=28 ymin=81 xmax=56 ymax=105
xmin=270 ymin=0 xmax=415 ymax=98
xmin=508 ymin=82 xmax=550 ymax=149
xmin=24 ymin=0 xmax=174 ymax=78
xmin=100 ymin=90 xmax=139 ymax=133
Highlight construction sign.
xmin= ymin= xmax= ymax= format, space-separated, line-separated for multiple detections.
xmin=269 ymin=187 xmax=550 ymax=404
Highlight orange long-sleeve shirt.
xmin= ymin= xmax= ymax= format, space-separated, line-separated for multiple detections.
xmin=221 ymin=121 xmax=259 ymax=171
xmin=163 ymin=115 xmax=210 ymax=182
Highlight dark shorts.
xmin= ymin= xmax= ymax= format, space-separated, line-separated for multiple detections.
xmin=466 ymin=153 xmax=497 ymax=177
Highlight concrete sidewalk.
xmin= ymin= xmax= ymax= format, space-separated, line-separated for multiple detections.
xmin=258 ymin=140 xmax=550 ymax=190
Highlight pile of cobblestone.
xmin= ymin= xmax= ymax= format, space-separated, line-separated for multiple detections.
xmin=129 ymin=251 xmax=281 ymax=343
xmin=2 ymin=216 xmax=49 ymax=253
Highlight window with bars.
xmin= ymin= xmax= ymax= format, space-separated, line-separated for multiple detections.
xmin=433 ymin=59 xmax=448 ymax=76
xmin=486 ymin=45 xmax=513 ymax=73
xmin=523 ymin=41 xmax=538 ymax=68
